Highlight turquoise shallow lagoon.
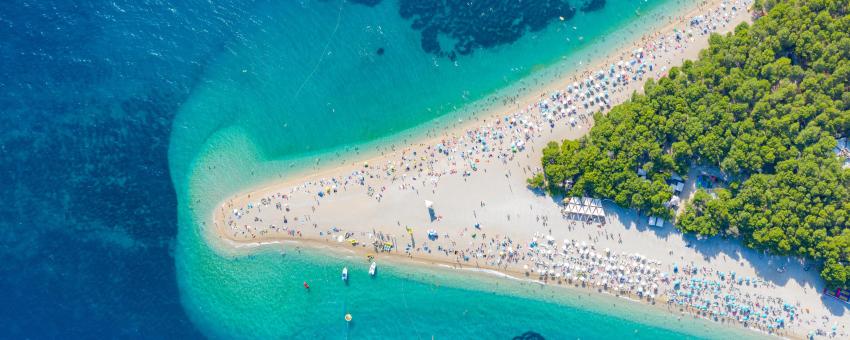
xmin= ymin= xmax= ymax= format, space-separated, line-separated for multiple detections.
xmin=179 ymin=240 xmax=767 ymax=339
xmin=169 ymin=0 xmax=767 ymax=338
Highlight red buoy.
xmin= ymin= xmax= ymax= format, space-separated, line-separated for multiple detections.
xmin=303 ymin=281 xmax=310 ymax=290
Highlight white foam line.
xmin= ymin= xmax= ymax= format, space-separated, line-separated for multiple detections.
xmin=435 ymin=265 xmax=546 ymax=285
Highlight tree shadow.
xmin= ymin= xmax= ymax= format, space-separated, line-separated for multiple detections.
xmin=529 ymin=181 xmax=850 ymax=317
xmin=589 ymin=195 xmax=848 ymax=317
xmin=602 ymin=201 xmax=676 ymax=241
xmin=674 ymin=226 xmax=849 ymax=317
xmin=527 ymin=185 xmax=548 ymax=197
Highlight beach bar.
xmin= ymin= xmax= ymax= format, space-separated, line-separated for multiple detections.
xmin=562 ymin=197 xmax=605 ymax=223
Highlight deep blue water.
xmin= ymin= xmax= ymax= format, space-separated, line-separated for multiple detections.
xmin=0 ymin=0 xmax=711 ymax=338
xmin=1 ymin=0 xmax=591 ymax=336
xmin=0 ymin=0 xmax=265 ymax=337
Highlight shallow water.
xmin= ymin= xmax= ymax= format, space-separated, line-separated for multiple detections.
xmin=171 ymin=0 xmax=765 ymax=338
xmin=180 ymin=237 xmax=767 ymax=339
xmin=2 ymin=0 xmax=766 ymax=337
xmin=168 ymin=0 xmax=688 ymax=184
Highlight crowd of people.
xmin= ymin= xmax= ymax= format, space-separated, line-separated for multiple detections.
xmin=215 ymin=1 xmax=846 ymax=338
xmin=222 ymin=0 xmax=750 ymax=241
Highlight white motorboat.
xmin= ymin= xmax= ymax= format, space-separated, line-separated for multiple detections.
xmin=368 ymin=262 xmax=377 ymax=276
xmin=341 ymin=267 xmax=348 ymax=282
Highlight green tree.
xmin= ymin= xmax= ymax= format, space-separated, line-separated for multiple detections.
xmin=530 ymin=0 xmax=850 ymax=287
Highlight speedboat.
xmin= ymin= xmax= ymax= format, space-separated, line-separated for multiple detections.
xmin=342 ymin=267 xmax=349 ymax=282
xmin=369 ymin=262 xmax=377 ymax=277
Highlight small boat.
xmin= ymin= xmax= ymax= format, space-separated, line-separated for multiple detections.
xmin=369 ymin=262 xmax=377 ymax=276
xmin=341 ymin=267 xmax=349 ymax=282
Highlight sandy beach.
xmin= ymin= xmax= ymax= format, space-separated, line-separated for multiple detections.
xmin=202 ymin=0 xmax=849 ymax=338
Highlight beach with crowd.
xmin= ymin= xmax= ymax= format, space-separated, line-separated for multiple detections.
xmin=204 ymin=0 xmax=849 ymax=338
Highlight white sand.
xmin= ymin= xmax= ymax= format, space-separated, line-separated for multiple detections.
xmin=204 ymin=1 xmax=850 ymax=338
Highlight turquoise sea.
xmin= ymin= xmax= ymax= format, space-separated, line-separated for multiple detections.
xmin=170 ymin=0 xmax=766 ymax=338
xmin=0 ymin=0 xmax=767 ymax=338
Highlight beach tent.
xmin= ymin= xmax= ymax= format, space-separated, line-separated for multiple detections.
xmin=562 ymin=196 xmax=606 ymax=222
xmin=591 ymin=207 xmax=604 ymax=217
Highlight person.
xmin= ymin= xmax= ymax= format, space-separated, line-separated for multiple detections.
xmin=303 ymin=281 xmax=310 ymax=290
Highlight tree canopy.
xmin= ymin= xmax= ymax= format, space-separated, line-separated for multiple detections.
xmin=532 ymin=0 xmax=850 ymax=287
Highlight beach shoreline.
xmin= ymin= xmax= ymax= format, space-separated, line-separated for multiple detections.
xmin=214 ymin=233 xmax=784 ymax=339
xmin=196 ymin=0 xmax=848 ymax=338
xmin=193 ymin=0 xmax=725 ymax=205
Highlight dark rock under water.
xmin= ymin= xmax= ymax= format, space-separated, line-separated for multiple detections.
xmin=398 ymin=0 xmax=576 ymax=58
xmin=336 ymin=0 xmax=583 ymax=58
xmin=580 ymin=0 xmax=607 ymax=12
xmin=513 ymin=331 xmax=546 ymax=340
